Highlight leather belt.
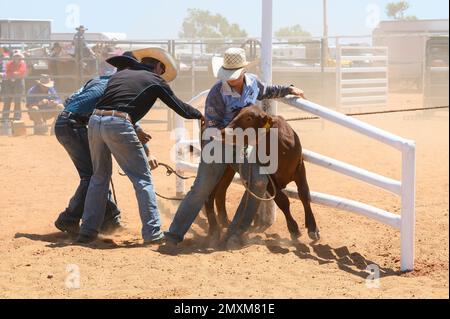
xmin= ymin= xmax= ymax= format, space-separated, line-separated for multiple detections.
xmin=60 ymin=111 xmax=89 ymax=125
xmin=93 ymin=109 xmax=131 ymax=122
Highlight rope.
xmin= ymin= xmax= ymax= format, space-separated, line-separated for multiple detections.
xmin=110 ymin=177 xmax=118 ymax=206
xmin=118 ymin=162 xmax=196 ymax=180
xmin=157 ymin=163 xmax=197 ymax=180
xmin=118 ymin=162 xmax=195 ymax=201
xmin=237 ymin=163 xmax=277 ymax=202
xmin=154 ymin=192 xmax=185 ymax=201
xmin=285 ymin=105 xmax=449 ymax=122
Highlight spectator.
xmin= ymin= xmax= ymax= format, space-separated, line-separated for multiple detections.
xmin=73 ymin=25 xmax=96 ymax=76
xmin=2 ymin=51 xmax=27 ymax=121
xmin=27 ymin=74 xmax=63 ymax=127
xmin=0 ymin=47 xmax=7 ymax=75
xmin=48 ymin=42 xmax=63 ymax=75
xmin=0 ymin=47 xmax=9 ymax=105
xmin=73 ymin=25 xmax=95 ymax=60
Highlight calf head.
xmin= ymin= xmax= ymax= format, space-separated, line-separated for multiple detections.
xmin=229 ymin=105 xmax=273 ymax=130
xmin=221 ymin=105 xmax=274 ymax=145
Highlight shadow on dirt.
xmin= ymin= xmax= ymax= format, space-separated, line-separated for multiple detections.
xmin=14 ymin=214 xmax=400 ymax=280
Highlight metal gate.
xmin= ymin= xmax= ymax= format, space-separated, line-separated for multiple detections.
xmin=336 ymin=45 xmax=389 ymax=110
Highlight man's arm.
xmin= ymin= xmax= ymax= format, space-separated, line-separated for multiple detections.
xmin=155 ymin=82 xmax=202 ymax=120
xmin=16 ymin=62 xmax=27 ymax=78
xmin=49 ymin=87 xmax=62 ymax=104
xmin=26 ymin=87 xmax=38 ymax=108
xmin=204 ymin=82 xmax=226 ymax=129
xmin=131 ymin=82 xmax=203 ymax=120
xmin=256 ymin=78 xmax=306 ymax=100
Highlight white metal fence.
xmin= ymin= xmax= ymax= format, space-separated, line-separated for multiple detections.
xmin=174 ymin=92 xmax=416 ymax=272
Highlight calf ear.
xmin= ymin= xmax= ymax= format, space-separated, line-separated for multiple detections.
xmin=261 ymin=114 xmax=273 ymax=129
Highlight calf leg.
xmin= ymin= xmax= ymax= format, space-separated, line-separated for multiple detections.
xmin=205 ymin=188 xmax=221 ymax=242
xmin=295 ymin=160 xmax=320 ymax=240
xmin=215 ymin=166 xmax=234 ymax=228
xmin=273 ymin=190 xmax=301 ymax=238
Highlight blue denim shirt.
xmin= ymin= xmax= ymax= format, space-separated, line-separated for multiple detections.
xmin=64 ymin=76 xmax=110 ymax=116
xmin=205 ymin=73 xmax=292 ymax=129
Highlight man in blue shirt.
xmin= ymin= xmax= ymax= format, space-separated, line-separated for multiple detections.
xmin=165 ymin=48 xmax=306 ymax=249
xmin=54 ymin=74 xmax=124 ymax=235
xmin=27 ymin=74 xmax=64 ymax=128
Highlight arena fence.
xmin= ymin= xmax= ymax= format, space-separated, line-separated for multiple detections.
xmin=336 ymin=45 xmax=389 ymax=110
xmin=174 ymin=91 xmax=416 ymax=272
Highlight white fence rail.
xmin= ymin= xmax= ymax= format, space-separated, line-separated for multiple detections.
xmin=174 ymin=92 xmax=416 ymax=272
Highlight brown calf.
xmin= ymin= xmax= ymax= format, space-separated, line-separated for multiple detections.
xmin=204 ymin=105 xmax=320 ymax=241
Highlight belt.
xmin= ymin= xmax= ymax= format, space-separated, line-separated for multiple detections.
xmin=60 ymin=111 xmax=89 ymax=125
xmin=93 ymin=109 xmax=132 ymax=123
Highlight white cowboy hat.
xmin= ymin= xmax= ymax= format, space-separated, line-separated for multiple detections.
xmin=212 ymin=48 xmax=258 ymax=81
xmin=132 ymin=47 xmax=178 ymax=82
xmin=12 ymin=51 xmax=25 ymax=59
xmin=36 ymin=74 xmax=54 ymax=88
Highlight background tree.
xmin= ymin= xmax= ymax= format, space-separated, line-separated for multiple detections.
xmin=179 ymin=9 xmax=248 ymax=39
xmin=274 ymin=25 xmax=311 ymax=41
xmin=385 ymin=1 xmax=418 ymax=20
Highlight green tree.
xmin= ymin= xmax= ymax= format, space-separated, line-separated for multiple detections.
xmin=274 ymin=25 xmax=311 ymax=41
xmin=179 ymin=9 xmax=248 ymax=39
xmin=385 ymin=1 xmax=418 ymax=20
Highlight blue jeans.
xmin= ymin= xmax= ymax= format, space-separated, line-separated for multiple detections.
xmin=54 ymin=114 xmax=121 ymax=226
xmin=166 ymin=143 xmax=268 ymax=243
xmin=1 ymin=79 xmax=24 ymax=121
xmin=79 ymin=114 xmax=162 ymax=241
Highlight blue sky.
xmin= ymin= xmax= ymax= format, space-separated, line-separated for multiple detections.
xmin=0 ymin=0 xmax=448 ymax=39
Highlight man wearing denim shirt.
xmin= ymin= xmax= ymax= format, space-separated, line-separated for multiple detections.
xmin=164 ymin=48 xmax=306 ymax=249
xmin=55 ymin=75 xmax=122 ymax=235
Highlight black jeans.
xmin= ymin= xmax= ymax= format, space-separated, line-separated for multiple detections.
xmin=54 ymin=114 xmax=121 ymax=226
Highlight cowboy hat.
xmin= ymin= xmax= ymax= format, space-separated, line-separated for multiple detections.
xmin=132 ymin=47 xmax=178 ymax=82
xmin=106 ymin=51 xmax=142 ymax=70
xmin=12 ymin=51 xmax=25 ymax=59
xmin=212 ymin=48 xmax=258 ymax=81
xmin=36 ymin=74 xmax=54 ymax=88
xmin=76 ymin=25 xmax=88 ymax=31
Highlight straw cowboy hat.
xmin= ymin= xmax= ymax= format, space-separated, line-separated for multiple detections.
xmin=212 ymin=48 xmax=258 ymax=81
xmin=36 ymin=74 xmax=54 ymax=88
xmin=132 ymin=47 xmax=178 ymax=82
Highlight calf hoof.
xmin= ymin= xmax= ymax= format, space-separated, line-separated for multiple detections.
xmin=290 ymin=229 xmax=302 ymax=239
xmin=308 ymin=230 xmax=320 ymax=241
xmin=218 ymin=218 xmax=231 ymax=228
xmin=207 ymin=229 xmax=221 ymax=243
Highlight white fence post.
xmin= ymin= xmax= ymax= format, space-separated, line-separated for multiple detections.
xmin=260 ymin=0 xmax=277 ymax=226
xmin=401 ymin=141 xmax=416 ymax=272
xmin=335 ymin=37 xmax=341 ymax=108
xmin=175 ymin=114 xmax=186 ymax=197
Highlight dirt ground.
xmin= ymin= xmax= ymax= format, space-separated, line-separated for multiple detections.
xmin=0 ymin=94 xmax=448 ymax=299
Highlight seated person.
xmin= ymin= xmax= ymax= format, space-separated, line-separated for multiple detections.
xmin=27 ymin=74 xmax=64 ymax=126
